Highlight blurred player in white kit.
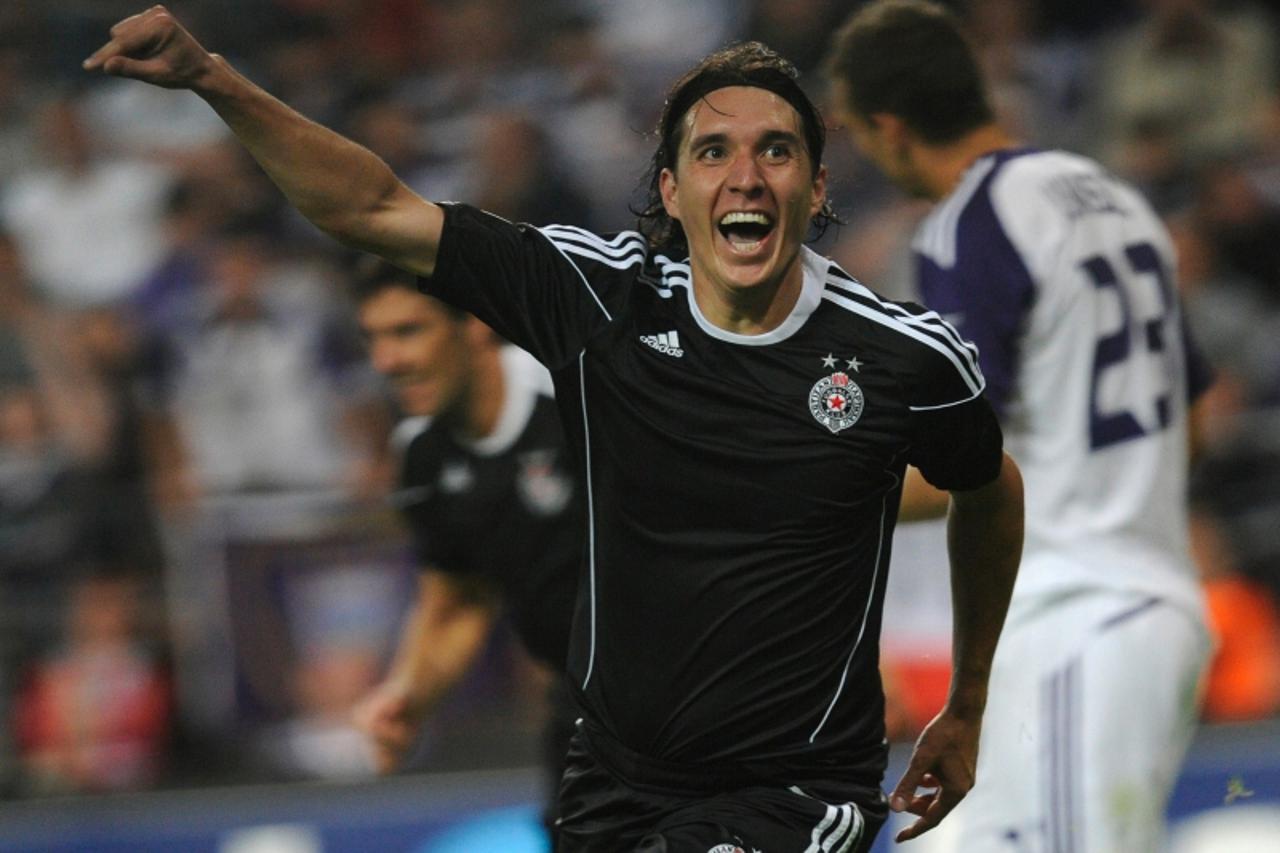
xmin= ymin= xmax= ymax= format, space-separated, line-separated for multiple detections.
xmin=827 ymin=3 xmax=1215 ymax=851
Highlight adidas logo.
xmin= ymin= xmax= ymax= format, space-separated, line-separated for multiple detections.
xmin=640 ymin=330 xmax=684 ymax=358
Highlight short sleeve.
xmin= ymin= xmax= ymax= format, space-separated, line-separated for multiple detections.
xmin=908 ymin=395 xmax=1004 ymax=491
xmin=891 ymin=301 xmax=1004 ymax=490
xmin=422 ymin=203 xmax=634 ymax=369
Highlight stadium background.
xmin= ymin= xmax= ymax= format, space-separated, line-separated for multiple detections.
xmin=0 ymin=0 xmax=1279 ymax=849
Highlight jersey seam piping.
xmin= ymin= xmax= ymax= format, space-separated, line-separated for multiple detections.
xmin=809 ymin=458 xmax=899 ymax=742
xmin=578 ymin=350 xmax=599 ymax=689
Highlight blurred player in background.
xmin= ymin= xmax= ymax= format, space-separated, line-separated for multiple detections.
xmin=86 ymin=8 xmax=1024 ymax=850
xmin=827 ymin=2 xmax=1214 ymax=850
xmin=350 ymin=260 xmax=581 ymax=845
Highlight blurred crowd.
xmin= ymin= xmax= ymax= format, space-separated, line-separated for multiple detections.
xmin=1 ymin=0 xmax=1279 ymax=798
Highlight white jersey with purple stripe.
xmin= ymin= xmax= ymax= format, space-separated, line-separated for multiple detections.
xmin=914 ymin=148 xmax=1211 ymax=615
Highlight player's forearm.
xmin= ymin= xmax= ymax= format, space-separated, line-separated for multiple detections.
xmin=944 ymin=453 xmax=1023 ymax=718
xmin=388 ymin=597 xmax=492 ymax=713
xmin=192 ymin=56 xmax=413 ymax=256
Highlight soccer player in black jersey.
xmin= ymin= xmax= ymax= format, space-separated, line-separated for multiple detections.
xmin=349 ymin=261 xmax=581 ymax=843
xmin=87 ymin=10 xmax=1025 ymax=851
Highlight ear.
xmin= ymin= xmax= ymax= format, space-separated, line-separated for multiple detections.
xmin=659 ymin=167 xmax=680 ymax=220
xmin=809 ymin=163 xmax=828 ymax=219
xmin=871 ymin=112 xmax=911 ymax=149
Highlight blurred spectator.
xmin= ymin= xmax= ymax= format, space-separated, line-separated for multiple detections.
xmin=741 ymin=0 xmax=856 ymax=78
xmin=138 ymin=225 xmax=386 ymax=508
xmin=0 ymin=230 xmax=127 ymax=658
xmin=132 ymin=144 xmax=290 ymax=336
xmin=0 ymin=231 xmax=117 ymax=468
xmin=76 ymin=307 xmax=168 ymax=578
xmin=247 ymin=0 xmax=437 ymax=87
xmin=1089 ymin=0 xmax=1278 ymax=208
xmin=1175 ymin=154 xmax=1280 ymax=602
xmin=343 ymin=90 xmax=471 ymax=207
xmin=469 ymin=110 xmax=593 ymax=227
xmin=258 ymin=563 xmax=405 ymax=781
xmin=1174 ymin=175 xmax=1280 ymax=412
xmin=0 ymin=10 xmax=51 ymax=188
xmin=1190 ymin=157 xmax=1280 ymax=307
xmin=256 ymin=10 xmax=358 ymax=129
xmin=583 ymin=0 xmax=738 ymax=115
xmin=0 ymin=229 xmax=169 ymax=792
xmin=963 ymin=0 xmax=1095 ymax=149
xmin=539 ymin=10 xmax=648 ymax=230
xmin=1036 ymin=0 xmax=1141 ymax=37
xmin=0 ymin=92 xmax=175 ymax=307
xmin=1189 ymin=510 xmax=1280 ymax=721
xmin=13 ymin=573 xmax=171 ymax=794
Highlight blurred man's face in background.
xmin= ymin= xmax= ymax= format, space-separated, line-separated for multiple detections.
xmin=357 ymin=286 xmax=473 ymax=418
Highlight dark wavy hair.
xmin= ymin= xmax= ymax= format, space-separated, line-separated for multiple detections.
xmin=633 ymin=42 xmax=837 ymax=255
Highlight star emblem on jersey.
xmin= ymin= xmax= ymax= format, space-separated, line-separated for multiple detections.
xmin=809 ymin=370 xmax=864 ymax=434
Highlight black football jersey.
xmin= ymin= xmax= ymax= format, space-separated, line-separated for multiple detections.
xmin=395 ymin=347 xmax=582 ymax=669
xmin=423 ymin=204 xmax=1002 ymax=787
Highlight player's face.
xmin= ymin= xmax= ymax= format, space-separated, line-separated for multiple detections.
xmin=661 ymin=86 xmax=826 ymax=299
xmin=358 ymin=286 xmax=471 ymax=417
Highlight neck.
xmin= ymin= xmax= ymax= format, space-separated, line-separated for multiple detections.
xmin=692 ymin=250 xmax=806 ymax=335
xmin=918 ymin=124 xmax=1018 ymax=201
xmin=459 ymin=345 xmax=506 ymax=440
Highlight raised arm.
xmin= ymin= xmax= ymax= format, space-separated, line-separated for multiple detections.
xmin=890 ymin=451 xmax=1023 ymax=842
xmin=83 ymin=6 xmax=443 ymax=276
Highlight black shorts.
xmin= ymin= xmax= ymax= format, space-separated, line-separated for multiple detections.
xmin=555 ymin=724 xmax=887 ymax=853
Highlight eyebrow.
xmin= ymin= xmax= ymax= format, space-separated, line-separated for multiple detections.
xmin=687 ymin=129 xmax=804 ymax=151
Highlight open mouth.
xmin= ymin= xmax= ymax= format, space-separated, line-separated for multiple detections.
xmin=718 ymin=211 xmax=775 ymax=253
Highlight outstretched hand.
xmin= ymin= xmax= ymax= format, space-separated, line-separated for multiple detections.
xmin=889 ymin=707 xmax=981 ymax=842
xmin=82 ymin=5 xmax=216 ymax=90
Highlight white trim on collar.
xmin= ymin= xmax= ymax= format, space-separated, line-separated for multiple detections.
xmin=681 ymin=246 xmax=827 ymax=346
xmin=460 ymin=346 xmax=550 ymax=456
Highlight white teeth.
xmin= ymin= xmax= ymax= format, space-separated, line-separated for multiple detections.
xmin=719 ymin=211 xmax=772 ymax=226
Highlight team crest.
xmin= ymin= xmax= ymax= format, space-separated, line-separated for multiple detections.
xmin=809 ymin=371 xmax=864 ymax=434
xmin=705 ymin=846 xmax=746 ymax=853
xmin=516 ymin=450 xmax=573 ymax=516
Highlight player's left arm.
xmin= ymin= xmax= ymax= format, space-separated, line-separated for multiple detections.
xmin=891 ymin=451 xmax=1023 ymax=841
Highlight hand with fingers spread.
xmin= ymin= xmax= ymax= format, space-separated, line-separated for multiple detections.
xmin=82 ymin=5 xmax=218 ymax=91
xmin=889 ymin=706 xmax=981 ymax=843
